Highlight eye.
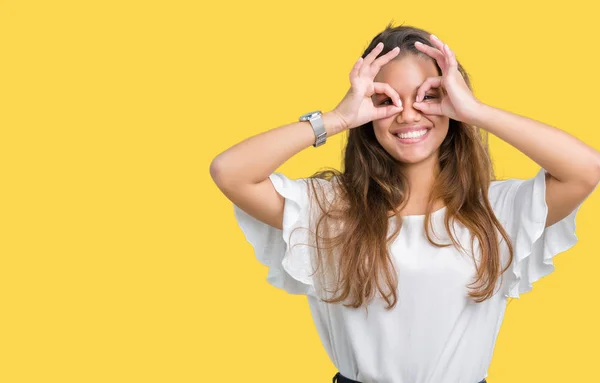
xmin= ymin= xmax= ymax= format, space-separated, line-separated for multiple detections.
xmin=379 ymin=94 xmax=436 ymax=106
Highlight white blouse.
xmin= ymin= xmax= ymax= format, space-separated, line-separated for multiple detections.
xmin=233 ymin=168 xmax=582 ymax=383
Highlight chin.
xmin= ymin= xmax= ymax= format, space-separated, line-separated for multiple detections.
xmin=390 ymin=148 xmax=437 ymax=165
xmin=395 ymin=155 xmax=430 ymax=164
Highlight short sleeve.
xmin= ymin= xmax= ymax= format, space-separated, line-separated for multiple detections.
xmin=489 ymin=168 xmax=586 ymax=299
xmin=233 ymin=173 xmax=320 ymax=297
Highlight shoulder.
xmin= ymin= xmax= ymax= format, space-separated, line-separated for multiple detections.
xmin=487 ymin=169 xmax=551 ymax=226
xmin=305 ymin=175 xmax=342 ymax=204
xmin=268 ymin=173 xmax=340 ymax=217
xmin=489 ymin=177 xmax=525 ymax=199
xmin=487 ymin=176 xmax=530 ymax=212
xmin=487 ymin=177 xmax=527 ymax=225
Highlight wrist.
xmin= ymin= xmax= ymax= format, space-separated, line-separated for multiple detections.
xmin=464 ymin=101 xmax=489 ymax=127
xmin=322 ymin=110 xmax=348 ymax=136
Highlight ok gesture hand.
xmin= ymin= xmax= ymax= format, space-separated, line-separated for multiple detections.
xmin=413 ymin=35 xmax=482 ymax=124
xmin=332 ymin=42 xmax=404 ymax=131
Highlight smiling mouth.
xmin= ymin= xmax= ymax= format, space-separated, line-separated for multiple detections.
xmin=394 ymin=129 xmax=431 ymax=144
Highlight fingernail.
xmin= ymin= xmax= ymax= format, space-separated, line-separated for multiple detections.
xmin=415 ymin=41 xmax=423 ymax=46
xmin=431 ymin=34 xmax=439 ymax=40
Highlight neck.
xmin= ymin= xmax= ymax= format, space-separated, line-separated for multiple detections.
xmin=395 ymin=155 xmax=443 ymax=213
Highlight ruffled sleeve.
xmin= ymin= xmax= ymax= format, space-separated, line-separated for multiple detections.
xmin=489 ymin=168 xmax=587 ymax=299
xmin=233 ymin=173 xmax=321 ymax=297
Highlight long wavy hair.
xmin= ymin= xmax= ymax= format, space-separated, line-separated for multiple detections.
xmin=295 ymin=22 xmax=514 ymax=310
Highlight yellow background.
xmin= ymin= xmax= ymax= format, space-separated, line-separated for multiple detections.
xmin=1 ymin=0 xmax=599 ymax=382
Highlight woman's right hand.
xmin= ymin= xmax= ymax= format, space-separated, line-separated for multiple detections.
xmin=331 ymin=42 xmax=404 ymax=131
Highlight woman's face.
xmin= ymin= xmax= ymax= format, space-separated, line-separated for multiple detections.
xmin=372 ymin=54 xmax=450 ymax=166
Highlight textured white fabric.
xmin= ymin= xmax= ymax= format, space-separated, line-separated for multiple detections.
xmin=233 ymin=168 xmax=583 ymax=383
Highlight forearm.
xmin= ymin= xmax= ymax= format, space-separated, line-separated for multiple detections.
xmin=210 ymin=111 xmax=346 ymax=187
xmin=469 ymin=103 xmax=600 ymax=185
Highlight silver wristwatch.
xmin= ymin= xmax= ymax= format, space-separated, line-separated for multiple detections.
xmin=299 ymin=110 xmax=327 ymax=147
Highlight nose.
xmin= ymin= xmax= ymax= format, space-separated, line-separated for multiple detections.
xmin=395 ymin=98 xmax=421 ymax=123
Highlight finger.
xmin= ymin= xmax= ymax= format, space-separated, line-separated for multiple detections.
xmin=349 ymin=57 xmax=363 ymax=80
xmin=429 ymin=35 xmax=453 ymax=70
xmin=412 ymin=99 xmax=443 ymax=116
xmin=374 ymin=104 xmax=403 ymax=120
xmin=415 ymin=76 xmax=442 ymax=102
xmin=373 ymin=82 xmax=402 ymax=108
xmin=360 ymin=42 xmax=385 ymax=77
xmin=443 ymin=43 xmax=458 ymax=71
xmin=370 ymin=46 xmax=400 ymax=75
xmin=428 ymin=34 xmax=446 ymax=53
xmin=414 ymin=41 xmax=447 ymax=73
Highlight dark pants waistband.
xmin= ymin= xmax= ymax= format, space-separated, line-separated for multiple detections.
xmin=333 ymin=371 xmax=487 ymax=383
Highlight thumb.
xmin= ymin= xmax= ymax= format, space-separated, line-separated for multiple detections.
xmin=375 ymin=104 xmax=403 ymax=120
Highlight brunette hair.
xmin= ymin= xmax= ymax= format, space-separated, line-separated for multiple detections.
xmin=296 ymin=22 xmax=514 ymax=311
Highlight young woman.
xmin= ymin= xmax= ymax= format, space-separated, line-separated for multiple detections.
xmin=210 ymin=23 xmax=600 ymax=383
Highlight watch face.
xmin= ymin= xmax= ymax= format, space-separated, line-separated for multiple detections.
xmin=300 ymin=110 xmax=321 ymax=120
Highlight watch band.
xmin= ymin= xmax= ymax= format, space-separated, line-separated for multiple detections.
xmin=299 ymin=110 xmax=327 ymax=147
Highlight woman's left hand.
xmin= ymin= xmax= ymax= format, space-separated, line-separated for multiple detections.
xmin=413 ymin=34 xmax=483 ymax=124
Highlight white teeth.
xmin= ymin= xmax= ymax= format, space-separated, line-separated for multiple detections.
xmin=396 ymin=129 xmax=427 ymax=139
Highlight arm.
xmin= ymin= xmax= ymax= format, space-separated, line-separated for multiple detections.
xmin=412 ymin=34 xmax=600 ymax=228
xmin=212 ymin=43 xmax=406 ymax=230
xmin=467 ymin=104 xmax=600 ymax=227
xmin=209 ymin=112 xmax=346 ymax=230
